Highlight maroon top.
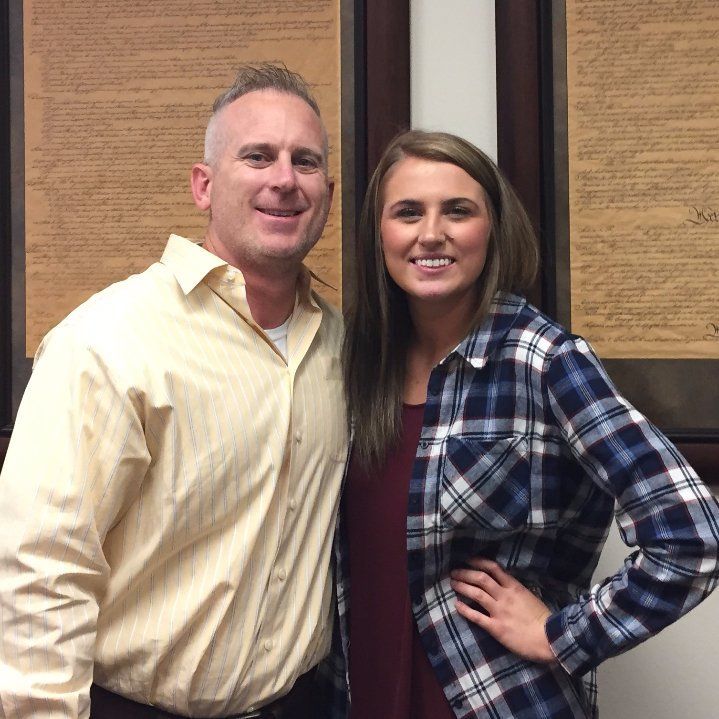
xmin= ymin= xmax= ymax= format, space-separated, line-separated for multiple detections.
xmin=346 ymin=404 xmax=455 ymax=719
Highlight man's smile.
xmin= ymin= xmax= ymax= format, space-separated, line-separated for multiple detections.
xmin=257 ymin=208 xmax=303 ymax=217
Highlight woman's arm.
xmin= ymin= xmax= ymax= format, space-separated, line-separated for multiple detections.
xmin=450 ymin=334 xmax=719 ymax=674
xmin=543 ymin=336 xmax=718 ymax=675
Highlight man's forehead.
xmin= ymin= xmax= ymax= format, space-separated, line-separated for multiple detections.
xmin=225 ymin=90 xmax=322 ymax=132
xmin=216 ymin=89 xmax=328 ymax=160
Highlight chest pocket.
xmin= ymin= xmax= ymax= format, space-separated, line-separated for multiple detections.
xmin=440 ymin=435 xmax=530 ymax=532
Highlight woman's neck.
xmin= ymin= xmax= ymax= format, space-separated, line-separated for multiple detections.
xmin=403 ymin=294 xmax=479 ymax=404
xmin=408 ymin=294 xmax=478 ymax=367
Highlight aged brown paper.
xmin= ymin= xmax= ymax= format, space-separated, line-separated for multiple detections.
xmin=565 ymin=0 xmax=719 ymax=358
xmin=23 ymin=0 xmax=342 ymax=355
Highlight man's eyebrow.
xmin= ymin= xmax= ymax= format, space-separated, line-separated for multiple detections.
xmin=234 ymin=143 xmax=325 ymax=164
xmin=235 ymin=142 xmax=275 ymax=157
xmin=292 ymin=146 xmax=324 ymax=163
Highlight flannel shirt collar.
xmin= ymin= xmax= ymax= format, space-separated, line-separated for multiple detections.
xmin=450 ymin=291 xmax=527 ymax=370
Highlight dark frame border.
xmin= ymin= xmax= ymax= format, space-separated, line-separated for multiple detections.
xmin=0 ymin=0 xmax=411 ymax=465
xmin=495 ymin=0 xmax=718 ymax=485
xmin=0 ymin=0 xmax=10 ymax=440
xmin=343 ymin=0 xmax=410 ymax=307
xmin=3 ymin=0 xmax=24 ymax=443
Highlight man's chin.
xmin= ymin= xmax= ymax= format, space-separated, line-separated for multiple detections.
xmin=259 ymin=236 xmax=320 ymax=263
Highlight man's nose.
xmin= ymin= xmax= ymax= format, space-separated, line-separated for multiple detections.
xmin=269 ymin=156 xmax=298 ymax=192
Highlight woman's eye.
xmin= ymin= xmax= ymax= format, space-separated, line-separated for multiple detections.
xmin=449 ymin=205 xmax=471 ymax=217
xmin=396 ymin=207 xmax=421 ymax=220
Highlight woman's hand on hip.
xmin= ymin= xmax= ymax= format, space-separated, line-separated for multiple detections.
xmin=450 ymin=557 xmax=557 ymax=664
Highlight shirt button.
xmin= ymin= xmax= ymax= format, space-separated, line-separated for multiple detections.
xmin=288 ymin=498 xmax=297 ymax=511
xmin=227 ymin=269 xmax=236 ymax=281
xmin=277 ymin=568 xmax=287 ymax=581
xmin=264 ymin=639 xmax=273 ymax=652
xmin=294 ymin=431 xmax=303 ymax=443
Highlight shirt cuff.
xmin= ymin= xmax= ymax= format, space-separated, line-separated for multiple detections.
xmin=545 ymin=609 xmax=596 ymax=677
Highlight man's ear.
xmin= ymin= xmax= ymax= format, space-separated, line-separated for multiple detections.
xmin=327 ymin=177 xmax=335 ymax=211
xmin=190 ymin=163 xmax=212 ymax=211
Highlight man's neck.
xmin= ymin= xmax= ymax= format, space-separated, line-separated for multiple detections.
xmin=201 ymin=233 xmax=301 ymax=329
xmin=242 ymin=267 xmax=299 ymax=329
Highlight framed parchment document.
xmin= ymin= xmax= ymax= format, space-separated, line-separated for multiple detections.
xmin=0 ymin=0 xmax=410 ymax=438
xmin=496 ymin=0 xmax=719 ymax=482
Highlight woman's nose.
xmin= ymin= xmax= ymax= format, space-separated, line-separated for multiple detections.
xmin=418 ymin=214 xmax=446 ymax=244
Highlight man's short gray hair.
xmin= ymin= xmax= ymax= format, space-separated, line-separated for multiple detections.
xmin=203 ymin=64 xmax=328 ymax=167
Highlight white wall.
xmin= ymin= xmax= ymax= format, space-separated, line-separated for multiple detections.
xmin=594 ymin=526 xmax=719 ymax=718
xmin=410 ymin=0 xmax=497 ymax=160
xmin=409 ymin=2 xmax=719 ymax=717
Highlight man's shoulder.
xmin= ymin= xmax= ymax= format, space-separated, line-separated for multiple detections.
xmin=312 ymin=292 xmax=344 ymax=337
xmin=41 ymin=262 xmax=177 ymax=354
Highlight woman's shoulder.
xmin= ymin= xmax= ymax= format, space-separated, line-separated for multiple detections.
xmin=490 ymin=292 xmax=582 ymax=355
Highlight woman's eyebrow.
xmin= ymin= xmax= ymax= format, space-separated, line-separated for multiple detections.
xmin=441 ymin=197 xmax=477 ymax=206
xmin=386 ymin=198 xmax=423 ymax=208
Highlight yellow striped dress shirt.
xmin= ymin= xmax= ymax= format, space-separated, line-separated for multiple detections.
xmin=0 ymin=235 xmax=348 ymax=718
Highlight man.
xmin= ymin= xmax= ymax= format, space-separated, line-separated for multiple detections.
xmin=0 ymin=65 xmax=347 ymax=719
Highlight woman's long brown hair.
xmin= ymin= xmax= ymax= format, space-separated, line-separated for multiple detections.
xmin=342 ymin=130 xmax=539 ymax=470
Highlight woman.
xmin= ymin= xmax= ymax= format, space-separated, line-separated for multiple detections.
xmin=334 ymin=131 xmax=719 ymax=718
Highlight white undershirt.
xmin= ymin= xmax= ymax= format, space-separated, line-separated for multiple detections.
xmin=264 ymin=314 xmax=292 ymax=360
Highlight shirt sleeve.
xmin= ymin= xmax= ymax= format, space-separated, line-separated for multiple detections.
xmin=0 ymin=324 xmax=151 ymax=718
xmin=542 ymin=336 xmax=719 ymax=676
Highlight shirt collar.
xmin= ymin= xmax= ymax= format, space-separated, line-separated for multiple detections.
xmin=298 ymin=268 xmax=336 ymax=312
xmin=452 ymin=292 xmax=527 ymax=370
xmin=160 ymin=234 xmax=329 ymax=309
xmin=160 ymin=234 xmax=227 ymax=295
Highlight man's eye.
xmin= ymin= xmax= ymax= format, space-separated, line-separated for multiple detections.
xmin=245 ymin=153 xmax=269 ymax=164
xmin=295 ymin=156 xmax=320 ymax=171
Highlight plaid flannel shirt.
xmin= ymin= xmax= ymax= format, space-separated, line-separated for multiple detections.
xmin=319 ymin=292 xmax=719 ymax=719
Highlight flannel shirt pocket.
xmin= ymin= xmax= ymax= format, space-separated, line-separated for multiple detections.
xmin=440 ymin=435 xmax=530 ymax=531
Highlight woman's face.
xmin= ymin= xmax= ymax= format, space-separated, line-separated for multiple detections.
xmin=380 ymin=156 xmax=491 ymax=314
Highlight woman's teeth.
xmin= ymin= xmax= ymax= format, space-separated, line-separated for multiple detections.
xmin=413 ymin=258 xmax=453 ymax=268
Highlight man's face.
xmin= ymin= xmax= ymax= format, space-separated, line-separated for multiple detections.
xmin=193 ymin=90 xmax=334 ymax=275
